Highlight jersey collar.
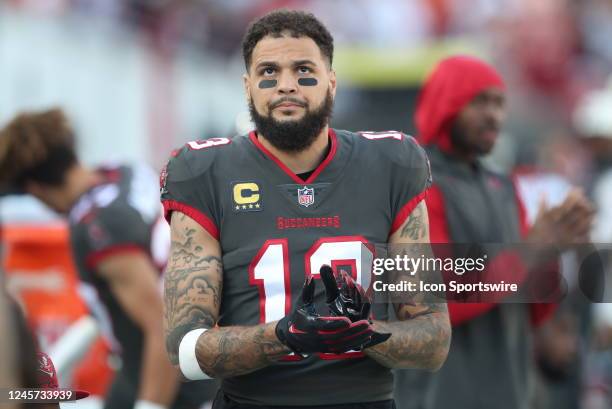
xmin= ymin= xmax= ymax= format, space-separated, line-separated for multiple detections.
xmin=248 ymin=129 xmax=338 ymax=185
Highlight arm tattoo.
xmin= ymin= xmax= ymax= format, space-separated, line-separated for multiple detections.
xmin=363 ymin=309 xmax=450 ymax=370
xmin=400 ymin=202 xmax=428 ymax=240
xmin=367 ymin=203 xmax=451 ymax=370
xmin=365 ymin=251 xmax=450 ymax=370
xmin=368 ymin=247 xmax=450 ymax=370
xmin=195 ymin=323 xmax=290 ymax=378
xmin=164 ymin=213 xmax=222 ymax=365
xmin=164 ymin=212 xmax=290 ymax=376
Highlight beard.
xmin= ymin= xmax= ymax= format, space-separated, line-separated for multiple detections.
xmin=449 ymin=121 xmax=492 ymax=156
xmin=449 ymin=123 xmax=474 ymax=153
xmin=249 ymin=89 xmax=334 ymax=153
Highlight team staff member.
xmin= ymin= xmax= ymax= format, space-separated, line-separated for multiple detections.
xmin=161 ymin=10 xmax=451 ymax=409
xmin=0 ymin=109 xmax=215 ymax=409
xmin=394 ymin=56 xmax=594 ymax=409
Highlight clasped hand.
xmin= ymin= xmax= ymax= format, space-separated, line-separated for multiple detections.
xmin=275 ymin=265 xmax=391 ymax=355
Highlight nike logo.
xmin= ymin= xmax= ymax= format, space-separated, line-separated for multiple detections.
xmin=288 ymin=324 xmax=307 ymax=335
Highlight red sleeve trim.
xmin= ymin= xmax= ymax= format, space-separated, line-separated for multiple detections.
xmin=389 ymin=189 xmax=429 ymax=236
xmin=162 ymin=199 xmax=219 ymax=240
xmin=86 ymin=244 xmax=145 ymax=270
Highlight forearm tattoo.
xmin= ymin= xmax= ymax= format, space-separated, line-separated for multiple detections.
xmin=196 ymin=323 xmax=290 ymax=378
xmin=164 ymin=213 xmax=222 ymax=365
xmin=365 ymin=201 xmax=451 ymax=369
xmin=364 ymin=305 xmax=450 ymax=370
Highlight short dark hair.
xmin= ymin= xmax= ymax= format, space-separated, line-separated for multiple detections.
xmin=0 ymin=108 xmax=77 ymax=191
xmin=242 ymin=10 xmax=334 ymax=71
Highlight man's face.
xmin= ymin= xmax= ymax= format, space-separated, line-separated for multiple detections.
xmin=450 ymin=87 xmax=506 ymax=156
xmin=244 ymin=34 xmax=336 ymax=152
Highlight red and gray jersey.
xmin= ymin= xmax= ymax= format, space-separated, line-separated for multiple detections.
xmin=69 ymin=164 xmax=164 ymax=378
xmin=69 ymin=165 xmax=214 ymax=408
xmin=161 ymin=129 xmax=431 ymax=406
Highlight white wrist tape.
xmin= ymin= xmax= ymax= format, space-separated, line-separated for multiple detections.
xmin=134 ymin=400 xmax=166 ymax=409
xmin=178 ymin=328 xmax=212 ymax=380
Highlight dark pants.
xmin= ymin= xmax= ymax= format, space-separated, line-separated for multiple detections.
xmin=212 ymin=390 xmax=395 ymax=409
xmin=104 ymin=371 xmax=136 ymax=409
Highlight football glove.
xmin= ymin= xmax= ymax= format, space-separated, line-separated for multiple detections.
xmin=275 ymin=276 xmax=377 ymax=354
xmin=320 ymin=264 xmax=391 ymax=349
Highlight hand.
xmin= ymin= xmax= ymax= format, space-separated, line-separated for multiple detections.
xmin=321 ymin=265 xmax=370 ymax=322
xmin=275 ymin=276 xmax=377 ymax=354
xmin=527 ymin=189 xmax=595 ymax=250
xmin=320 ymin=265 xmax=391 ymax=349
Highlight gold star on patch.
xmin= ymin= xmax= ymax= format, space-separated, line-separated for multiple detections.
xmin=242 ymin=205 xmax=247 ymax=210
xmin=248 ymin=204 xmax=253 ymax=209
xmin=235 ymin=205 xmax=240 ymax=210
xmin=255 ymin=203 xmax=260 ymax=208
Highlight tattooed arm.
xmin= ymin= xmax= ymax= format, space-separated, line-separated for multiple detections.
xmin=363 ymin=201 xmax=451 ymax=370
xmin=164 ymin=212 xmax=290 ymax=379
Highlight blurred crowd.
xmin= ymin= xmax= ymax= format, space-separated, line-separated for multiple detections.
xmin=3 ymin=0 xmax=612 ymax=163
xmin=8 ymin=0 xmax=612 ymax=85
xmin=1 ymin=0 xmax=612 ymax=408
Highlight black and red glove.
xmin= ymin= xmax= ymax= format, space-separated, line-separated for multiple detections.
xmin=275 ymin=276 xmax=376 ymax=354
xmin=320 ymin=265 xmax=391 ymax=349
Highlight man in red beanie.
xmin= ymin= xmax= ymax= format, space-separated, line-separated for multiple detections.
xmin=394 ymin=56 xmax=594 ymax=409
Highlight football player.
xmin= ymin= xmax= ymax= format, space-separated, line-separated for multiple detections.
xmin=0 ymin=109 xmax=216 ymax=409
xmin=162 ymin=10 xmax=451 ymax=409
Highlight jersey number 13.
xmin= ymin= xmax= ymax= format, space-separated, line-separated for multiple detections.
xmin=249 ymin=236 xmax=375 ymax=360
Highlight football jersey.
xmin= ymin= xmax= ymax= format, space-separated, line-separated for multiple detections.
xmin=70 ymin=164 xmax=216 ymax=408
xmin=161 ymin=129 xmax=431 ymax=406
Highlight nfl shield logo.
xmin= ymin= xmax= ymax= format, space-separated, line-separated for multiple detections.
xmin=297 ymin=186 xmax=315 ymax=207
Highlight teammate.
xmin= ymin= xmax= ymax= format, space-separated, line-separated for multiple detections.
xmin=394 ymin=56 xmax=594 ymax=409
xmin=161 ymin=10 xmax=451 ymax=408
xmin=0 ymin=109 xmax=215 ymax=409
